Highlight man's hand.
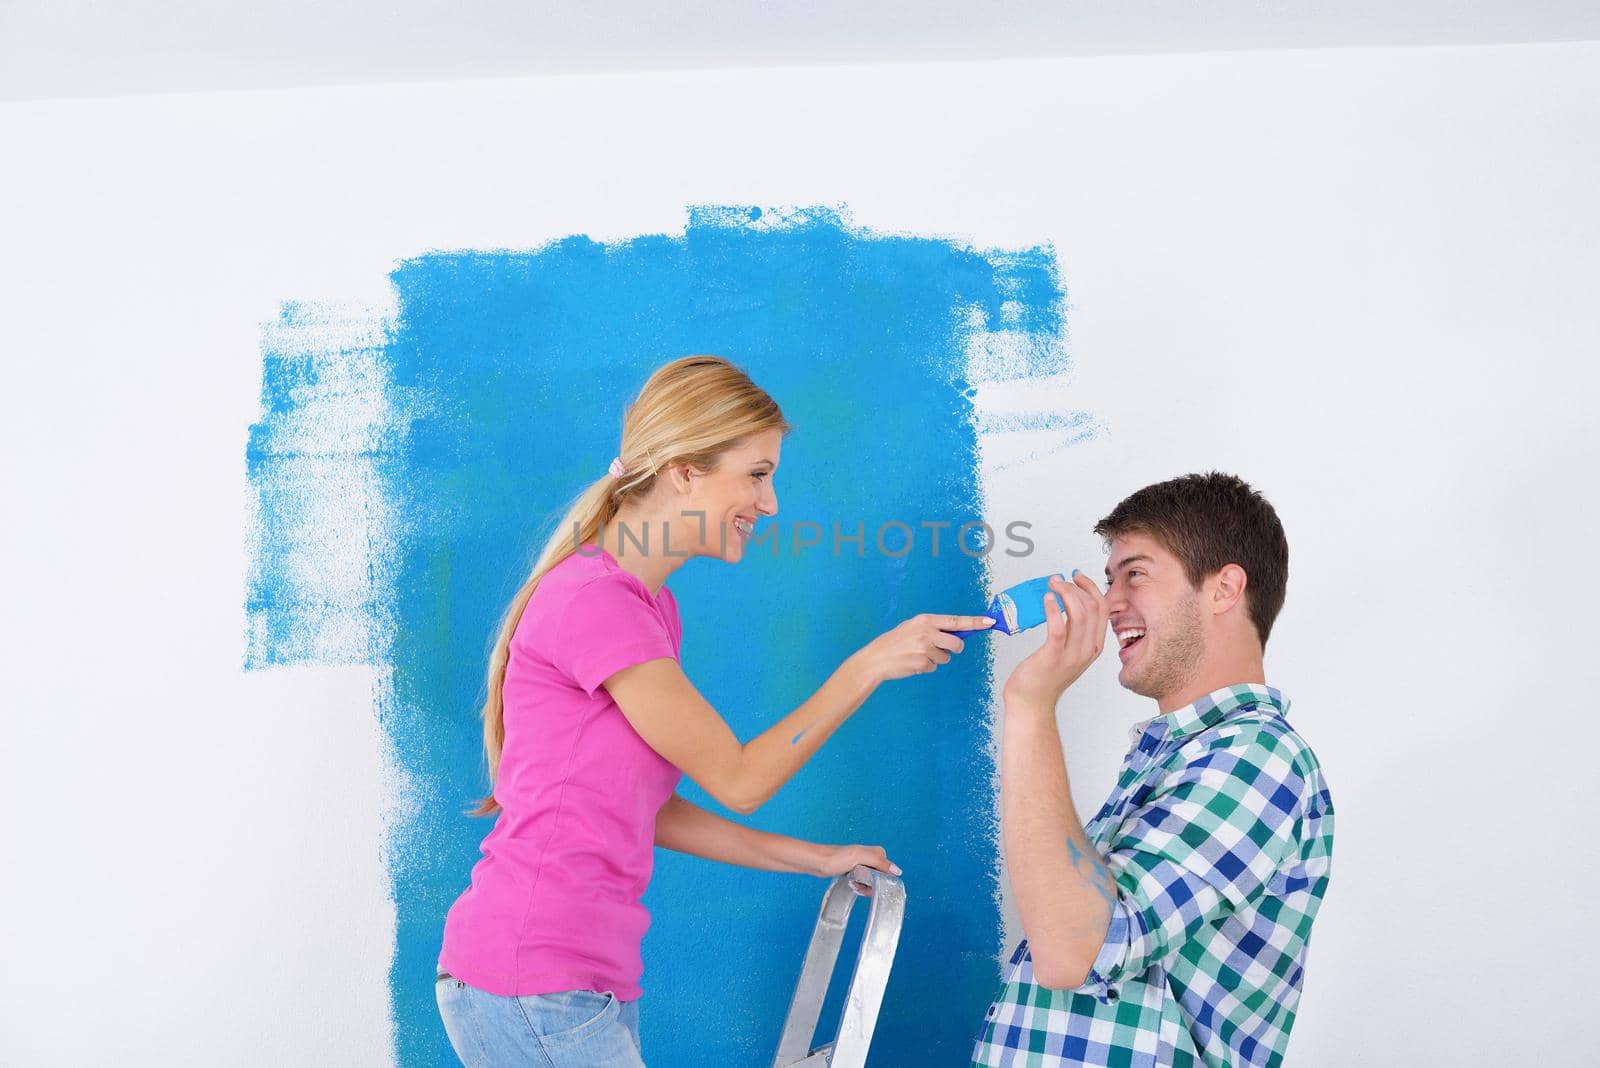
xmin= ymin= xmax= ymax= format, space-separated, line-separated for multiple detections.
xmin=1003 ymin=571 xmax=1110 ymax=709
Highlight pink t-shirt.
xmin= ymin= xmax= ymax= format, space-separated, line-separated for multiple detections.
xmin=439 ymin=546 xmax=684 ymax=999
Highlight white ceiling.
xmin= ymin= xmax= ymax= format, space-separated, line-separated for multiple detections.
xmin=3 ymin=1 xmax=1597 ymax=102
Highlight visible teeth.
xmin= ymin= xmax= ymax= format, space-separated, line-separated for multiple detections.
xmin=734 ymin=518 xmax=753 ymax=536
xmin=1116 ymin=629 xmax=1145 ymax=647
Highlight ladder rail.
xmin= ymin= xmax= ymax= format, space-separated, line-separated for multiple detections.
xmin=828 ymin=869 xmax=904 ymax=1068
xmin=772 ymin=865 xmax=906 ymax=1068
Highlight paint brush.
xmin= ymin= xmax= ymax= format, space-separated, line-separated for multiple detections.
xmin=946 ymin=573 xmax=1069 ymax=639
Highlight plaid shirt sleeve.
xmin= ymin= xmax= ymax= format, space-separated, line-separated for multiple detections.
xmin=1074 ymin=721 xmax=1311 ymax=1001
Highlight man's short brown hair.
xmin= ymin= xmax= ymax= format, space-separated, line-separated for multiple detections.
xmin=1094 ymin=472 xmax=1288 ymax=646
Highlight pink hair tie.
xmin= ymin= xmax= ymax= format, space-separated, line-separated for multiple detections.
xmin=608 ymin=457 xmax=627 ymax=478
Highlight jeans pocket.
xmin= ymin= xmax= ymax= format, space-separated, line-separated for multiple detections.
xmin=525 ymin=991 xmax=638 ymax=1066
xmin=520 ymin=989 xmax=615 ymax=1039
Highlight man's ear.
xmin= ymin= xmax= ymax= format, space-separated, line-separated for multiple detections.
xmin=1211 ymin=563 xmax=1248 ymax=617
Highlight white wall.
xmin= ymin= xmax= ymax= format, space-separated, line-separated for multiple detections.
xmin=3 ymin=41 xmax=1596 ymax=1064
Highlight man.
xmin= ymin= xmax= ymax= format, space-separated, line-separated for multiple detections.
xmin=972 ymin=473 xmax=1335 ymax=1067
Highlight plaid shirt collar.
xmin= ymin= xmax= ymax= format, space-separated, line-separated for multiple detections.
xmin=1126 ymin=682 xmax=1289 ymax=747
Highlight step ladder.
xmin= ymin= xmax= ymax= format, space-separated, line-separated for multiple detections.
xmin=771 ymin=865 xmax=906 ymax=1068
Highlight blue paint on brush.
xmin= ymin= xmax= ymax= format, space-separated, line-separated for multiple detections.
xmin=949 ymin=573 xmax=1070 ymax=638
xmin=246 ymin=204 xmax=1072 ymax=1066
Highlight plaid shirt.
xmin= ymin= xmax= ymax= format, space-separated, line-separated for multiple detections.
xmin=972 ymin=684 xmax=1335 ymax=1067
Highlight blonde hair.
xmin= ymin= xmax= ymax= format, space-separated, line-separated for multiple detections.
xmin=471 ymin=355 xmax=790 ymax=815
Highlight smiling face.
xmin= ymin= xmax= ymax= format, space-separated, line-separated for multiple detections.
xmin=1104 ymin=531 xmax=1207 ymax=703
xmin=681 ymin=428 xmax=782 ymax=563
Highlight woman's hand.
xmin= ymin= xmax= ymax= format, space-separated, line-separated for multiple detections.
xmin=814 ymin=843 xmax=902 ymax=888
xmin=854 ymin=613 xmax=995 ymax=683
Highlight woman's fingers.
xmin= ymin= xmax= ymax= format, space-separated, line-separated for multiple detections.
xmin=904 ymin=617 xmax=971 ymax=670
xmin=825 ymin=844 xmax=903 ymax=890
xmin=853 ymin=845 xmax=900 ymax=876
xmin=931 ymin=614 xmax=997 ymax=632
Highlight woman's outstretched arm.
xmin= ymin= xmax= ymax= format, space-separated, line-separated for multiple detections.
xmin=605 ymin=612 xmax=994 ymax=815
xmin=653 ymin=793 xmax=899 ymax=879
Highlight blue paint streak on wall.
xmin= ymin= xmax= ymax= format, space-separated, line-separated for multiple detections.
xmin=245 ymin=302 xmax=404 ymax=669
xmin=249 ymin=206 xmax=1068 ymax=1065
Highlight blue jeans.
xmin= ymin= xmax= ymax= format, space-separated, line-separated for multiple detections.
xmin=435 ymin=970 xmax=645 ymax=1067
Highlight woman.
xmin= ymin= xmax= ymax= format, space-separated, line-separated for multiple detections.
xmin=435 ymin=355 xmax=993 ymax=1066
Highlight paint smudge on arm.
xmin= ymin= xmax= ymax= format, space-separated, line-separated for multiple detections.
xmin=1068 ymin=835 xmax=1119 ymax=912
